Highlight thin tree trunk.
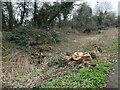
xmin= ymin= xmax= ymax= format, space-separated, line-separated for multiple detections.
xmin=6 ymin=1 xmax=13 ymax=31
xmin=33 ymin=1 xmax=37 ymax=27
xmin=20 ymin=2 xmax=26 ymax=25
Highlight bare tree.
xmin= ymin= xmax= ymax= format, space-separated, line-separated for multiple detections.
xmin=94 ymin=1 xmax=112 ymax=15
xmin=93 ymin=1 xmax=113 ymax=26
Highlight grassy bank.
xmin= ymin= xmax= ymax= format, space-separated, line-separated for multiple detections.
xmin=33 ymin=38 xmax=118 ymax=88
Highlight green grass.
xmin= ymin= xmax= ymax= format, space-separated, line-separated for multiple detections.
xmin=33 ymin=39 xmax=118 ymax=88
xmin=102 ymin=39 xmax=118 ymax=51
xmin=33 ymin=62 xmax=110 ymax=88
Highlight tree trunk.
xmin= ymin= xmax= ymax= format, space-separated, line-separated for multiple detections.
xmin=20 ymin=2 xmax=26 ymax=25
xmin=33 ymin=1 xmax=37 ymax=27
xmin=6 ymin=1 xmax=13 ymax=31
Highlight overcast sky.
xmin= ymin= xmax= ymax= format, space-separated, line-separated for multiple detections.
xmin=84 ymin=0 xmax=120 ymax=15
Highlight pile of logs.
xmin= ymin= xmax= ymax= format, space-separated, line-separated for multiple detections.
xmin=63 ymin=51 xmax=97 ymax=67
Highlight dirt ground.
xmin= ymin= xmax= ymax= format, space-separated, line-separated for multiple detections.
xmin=2 ymin=28 xmax=118 ymax=88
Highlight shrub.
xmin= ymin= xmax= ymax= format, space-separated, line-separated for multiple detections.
xmin=97 ymin=25 xmax=105 ymax=30
xmin=29 ymin=29 xmax=62 ymax=45
xmin=83 ymin=25 xmax=96 ymax=33
xmin=48 ymin=30 xmax=61 ymax=43
xmin=10 ymin=27 xmax=62 ymax=46
xmin=29 ymin=29 xmax=50 ymax=45
xmin=10 ymin=26 xmax=30 ymax=46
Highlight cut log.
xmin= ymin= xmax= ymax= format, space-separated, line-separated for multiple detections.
xmin=63 ymin=56 xmax=73 ymax=60
xmin=63 ymin=51 xmax=97 ymax=67
xmin=81 ymin=53 xmax=92 ymax=61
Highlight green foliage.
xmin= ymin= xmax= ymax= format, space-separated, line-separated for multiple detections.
xmin=57 ymin=59 xmax=69 ymax=68
xmin=71 ymin=2 xmax=116 ymax=31
xmin=10 ymin=26 xmax=30 ymax=46
xmin=47 ymin=59 xmax=68 ymax=68
xmin=29 ymin=29 xmax=49 ymax=44
xmin=29 ymin=29 xmax=62 ymax=45
xmin=102 ymin=39 xmax=118 ymax=51
xmin=84 ymin=25 xmax=96 ymax=33
xmin=77 ymin=3 xmax=92 ymax=29
xmin=33 ymin=63 xmax=109 ymax=88
xmin=33 ymin=58 xmax=114 ymax=88
xmin=36 ymin=2 xmax=73 ymax=28
xmin=2 ymin=9 xmax=8 ymax=31
xmin=97 ymin=25 xmax=105 ymax=30
xmin=48 ymin=30 xmax=62 ymax=43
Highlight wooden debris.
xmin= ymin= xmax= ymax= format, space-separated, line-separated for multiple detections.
xmin=63 ymin=51 xmax=97 ymax=67
xmin=63 ymin=56 xmax=73 ymax=60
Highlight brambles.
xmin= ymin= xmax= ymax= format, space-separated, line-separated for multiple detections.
xmin=10 ymin=26 xmax=30 ymax=46
xmin=84 ymin=25 xmax=96 ymax=33
xmin=48 ymin=30 xmax=62 ymax=43
xmin=9 ymin=26 xmax=62 ymax=46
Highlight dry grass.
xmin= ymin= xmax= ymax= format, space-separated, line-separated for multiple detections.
xmin=53 ymin=28 xmax=118 ymax=52
xmin=2 ymin=51 xmax=35 ymax=88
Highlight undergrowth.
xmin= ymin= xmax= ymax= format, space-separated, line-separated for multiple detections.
xmin=10 ymin=26 xmax=30 ymax=46
xmin=6 ymin=26 xmax=62 ymax=46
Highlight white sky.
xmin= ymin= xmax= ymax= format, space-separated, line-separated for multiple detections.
xmin=83 ymin=0 xmax=120 ymax=14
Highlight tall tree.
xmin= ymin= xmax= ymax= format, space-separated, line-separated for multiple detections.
xmin=33 ymin=0 xmax=37 ymax=27
xmin=19 ymin=2 xmax=26 ymax=25
xmin=77 ymin=3 xmax=92 ymax=28
xmin=36 ymin=2 xmax=73 ymax=28
xmin=61 ymin=2 xmax=73 ymax=21
xmin=47 ymin=2 xmax=73 ymax=27
xmin=6 ymin=1 xmax=13 ymax=31
xmin=94 ymin=1 xmax=112 ymax=26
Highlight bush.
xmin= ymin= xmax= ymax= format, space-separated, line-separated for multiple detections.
xmin=29 ymin=29 xmax=62 ymax=45
xmin=96 ymin=25 xmax=105 ymax=30
xmin=10 ymin=27 xmax=62 ymax=46
xmin=48 ymin=30 xmax=62 ymax=43
xmin=10 ymin=26 xmax=30 ymax=46
xmin=83 ymin=25 xmax=96 ymax=33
